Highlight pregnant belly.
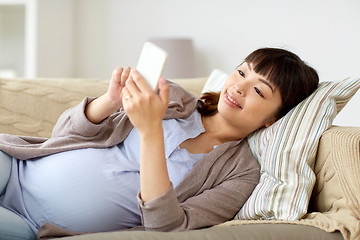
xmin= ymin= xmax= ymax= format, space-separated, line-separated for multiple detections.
xmin=20 ymin=147 xmax=141 ymax=232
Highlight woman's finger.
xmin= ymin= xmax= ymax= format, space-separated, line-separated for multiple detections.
xmin=121 ymin=67 xmax=131 ymax=85
xmin=111 ymin=67 xmax=123 ymax=83
xmin=121 ymin=88 xmax=133 ymax=113
xmin=121 ymin=87 xmax=133 ymax=104
xmin=158 ymin=77 xmax=169 ymax=105
xmin=125 ymin=73 xmax=141 ymax=97
xmin=131 ymin=69 xmax=154 ymax=92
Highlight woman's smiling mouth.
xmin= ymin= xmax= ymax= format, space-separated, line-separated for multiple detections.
xmin=224 ymin=92 xmax=242 ymax=109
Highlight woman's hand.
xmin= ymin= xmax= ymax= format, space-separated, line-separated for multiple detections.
xmin=106 ymin=66 xmax=131 ymax=108
xmin=122 ymin=69 xmax=170 ymax=134
xmin=122 ymin=69 xmax=171 ymax=202
xmin=85 ymin=67 xmax=131 ymax=124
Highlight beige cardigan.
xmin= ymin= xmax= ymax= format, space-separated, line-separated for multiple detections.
xmin=0 ymin=81 xmax=260 ymax=238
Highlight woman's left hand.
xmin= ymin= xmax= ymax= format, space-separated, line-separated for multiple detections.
xmin=122 ymin=69 xmax=170 ymax=134
xmin=122 ymin=69 xmax=171 ymax=203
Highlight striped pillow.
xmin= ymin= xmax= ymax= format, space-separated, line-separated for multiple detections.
xmin=236 ymin=76 xmax=360 ymax=220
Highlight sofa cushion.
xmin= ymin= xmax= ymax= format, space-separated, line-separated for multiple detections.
xmin=0 ymin=78 xmax=108 ymax=137
xmin=56 ymin=224 xmax=343 ymax=240
xmin=0 ymin=77 xmax=207 ymax=138
xmin=170 ymin=77 xmax=207 ymax=97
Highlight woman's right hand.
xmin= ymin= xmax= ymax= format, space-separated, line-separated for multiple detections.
xmin=85 ymin=67 xmax=131 ymax=124
xmin=106 ymin=66 xmax=131 ymax=108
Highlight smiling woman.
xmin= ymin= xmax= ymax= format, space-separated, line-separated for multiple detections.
xmin=0 ymin=47 xmax=320 ymax=239
xmin=198 ymin=48 xmax=319 ymax=120
xmin=245 ymin=48 xmax=319 ymax=118
xmin=213 ymin=61 xmax=283 ymax=139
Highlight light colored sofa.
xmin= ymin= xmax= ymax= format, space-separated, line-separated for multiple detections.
xmin=0 ymin=76 xmax=359 ymax=240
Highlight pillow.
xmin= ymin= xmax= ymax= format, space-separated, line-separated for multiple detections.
xmin=201 ymin=69 xmax=227 ymax=93
xmin=201 ymin=70 xmax=360 ymax=220
xmin=236 ymin=76 xmax=360 ymax=220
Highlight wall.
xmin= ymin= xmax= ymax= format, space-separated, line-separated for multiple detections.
xmin=0 ymin=5 xmax=25 ymax=76
xmin=74 ymin=0 xmax=360 ymax=80
xmin=36 ymin=0 xmax=75 ymax=78
xmin=72 ymin=0 xmax=360 ymax=126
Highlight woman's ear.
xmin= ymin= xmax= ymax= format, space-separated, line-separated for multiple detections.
xmin=264 ymin=117 xmax=277 ymax=128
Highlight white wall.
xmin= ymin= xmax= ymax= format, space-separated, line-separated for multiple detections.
xmin=74 ymin=0 xmax=360 ymax=80
xmin=36 ymin=0 xmax=75 ymax=77
xmin=72 ymin=0 xmax=360 ymax=126
xmin=0 ymin=5 xmax=25 ymax=76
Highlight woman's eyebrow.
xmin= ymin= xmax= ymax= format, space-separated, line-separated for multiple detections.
xmin=246 ymin=62 xmax=252 ymax=71
xmin=259 ymin=78 xmax=274 ymax=93
xmin=247 ymin=62 xmax=274 ymax=93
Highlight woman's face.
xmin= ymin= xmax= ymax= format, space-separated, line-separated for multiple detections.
xmin=217 ymin=62 xmax=282 ymax=135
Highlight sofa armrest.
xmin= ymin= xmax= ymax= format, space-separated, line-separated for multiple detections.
xmin=309 ymin=126 xmax=360 ymax=215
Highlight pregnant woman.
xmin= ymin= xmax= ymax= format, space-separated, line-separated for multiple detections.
xmin=0 ymin=47 xmax=319 ymax=239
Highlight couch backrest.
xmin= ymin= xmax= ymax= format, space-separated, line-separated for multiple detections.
xmin=0 ymin=77 xmax=207 ymax=138
xmin=0 ymin=78 xmax=108 ymax=137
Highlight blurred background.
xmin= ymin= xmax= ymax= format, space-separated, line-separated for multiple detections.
xmin=0 ymin=0 xmax=359 ymax=126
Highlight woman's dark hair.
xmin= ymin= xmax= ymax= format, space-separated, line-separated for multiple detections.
xmin=198 ymin=48 xmax=319 ymax=119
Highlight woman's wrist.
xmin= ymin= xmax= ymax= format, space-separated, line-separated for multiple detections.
xmin=85 ymin=93 xmax=122 ymax=124
xmin=103 ymin=92 xmax=123 ymax=111
xmin=138 ymin=123 xmax=163 ymax=140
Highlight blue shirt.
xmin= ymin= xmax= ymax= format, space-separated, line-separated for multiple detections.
xmin=0 ymin=110 xmax=205 ymax=233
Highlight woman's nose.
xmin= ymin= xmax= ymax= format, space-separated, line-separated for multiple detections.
xmin=234 ymin=81 xmax=248 ymax=96
xmin=236 ymin=88 xmax=243 ymax=96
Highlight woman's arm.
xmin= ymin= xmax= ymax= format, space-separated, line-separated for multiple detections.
xmin=138 ymin=123 xmax=171 ymax=202
xmin=137 ymin=147 xmax=260 ymax=231
xmin=51 ymin=67 xmax=132 ymax=139
xmin=122 ymin=69 xmax=171 ymax=202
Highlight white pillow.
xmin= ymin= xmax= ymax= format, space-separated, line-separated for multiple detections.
xmin=201 ymin=69 xmax=227 ymax=93
xmin=237 ymin=76 xmax=360 ymax=220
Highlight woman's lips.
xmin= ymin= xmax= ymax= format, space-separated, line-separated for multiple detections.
xmin=224 ymin=92 xmax=242 ymax=109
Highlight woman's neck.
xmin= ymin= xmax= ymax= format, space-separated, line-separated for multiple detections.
xmin=201 ymin=113 xmax=249 ymax=144
xmin=179 ymin=113 xmax=248 ymax=154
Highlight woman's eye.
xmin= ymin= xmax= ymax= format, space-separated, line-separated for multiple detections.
xmin=255 ymin=87 xmax=264 ymax=98
xmin=238 ymin=70 xmax=245 ymax=77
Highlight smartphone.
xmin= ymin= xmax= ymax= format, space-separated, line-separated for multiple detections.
xmin=136 ymin=42 xmax=168 ymax=90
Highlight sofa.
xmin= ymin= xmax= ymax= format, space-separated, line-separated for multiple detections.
xmin=0 ymin=76 xmax=359 ymax=240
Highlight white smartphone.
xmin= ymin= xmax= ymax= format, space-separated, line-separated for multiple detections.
xmin=136 ymin=42 xmax=168 ymax=90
